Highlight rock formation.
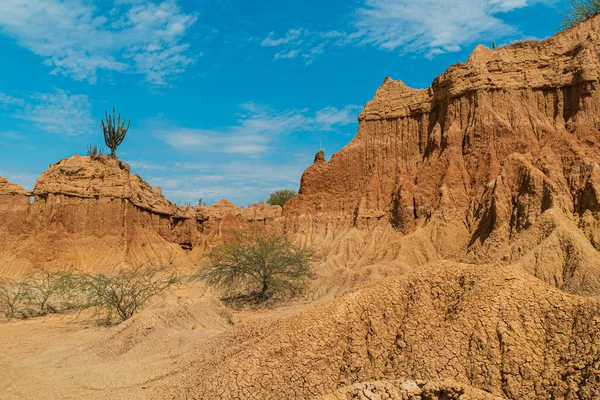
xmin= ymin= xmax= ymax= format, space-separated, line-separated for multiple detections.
xmin=0 ymin=156 xmax=281 ymax=276
xmin=284 ymin=16 xmax=600 ymax=297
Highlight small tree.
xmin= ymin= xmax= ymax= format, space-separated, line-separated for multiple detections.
xmin=560 ymin=0 xmax=600 ymax=29
xmin=83 ymin=266 xmax=179 ymax=323
xmin=267 ymin=189 xmax=297 ymax=207
xmin=100 ymin=107 xmax=130 ymax=158
xmin=0 ymin=268 xmax=84 ymax=319
xmin=19 ymin=268 xmax=82 ymax=315
xmin=198 ymin=230 xmax=315 ymax=302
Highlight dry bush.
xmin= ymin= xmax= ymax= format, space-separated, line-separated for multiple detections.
xmin=83 ymin=266 xmax=180 ymax=323
xmin=197 ymin=230 xmax=315 ymax=304
xmin=0 ymin=268 xmax=84 ymax=319
xmin=0 ymin=279 xmax=29 ymax=319
xmin=560 ymin=0 xmax=600 ymax=29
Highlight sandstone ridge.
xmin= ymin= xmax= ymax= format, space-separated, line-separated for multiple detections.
xmin=284 ymin=14 xmax=600 ymax=297
xmin=0 ymin=155 xmax=281 ymax=276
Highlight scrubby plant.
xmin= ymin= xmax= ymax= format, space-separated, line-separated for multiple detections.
xmin=266 ymin=189 xmax=297 ymax=207
xmin=0 ymin=279 xmax=29 ymax=319
xmin=86 ymin=143 xmax=104 ymax=156
xmin=197 ymin=229 xmax=315 ymax=303
xmin=19 ymin=268 xmax=82 ymax=315
xmin=100 ymin=107 xmax=130 ymax=158
xmin=83 ymin=266 xmax=180 ymax=323
xmin=560 ymin=0 xmax=600 ymax=29
xmin=0 ymin=268 xmax=85 ymax=319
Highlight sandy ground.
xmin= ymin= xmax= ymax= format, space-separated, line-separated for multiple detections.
xmin=0 ymin=286 xmax=217 ymax=399
xmin=0 ymin=283 xmax=317 ymax=400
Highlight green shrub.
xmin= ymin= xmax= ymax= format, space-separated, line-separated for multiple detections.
xmin=197 ymin=230 xmax=315 ymax=303
xmin=267 ymin=189 xmax=297 ymax=207
xmin=560 ymin=0 xmax=600 ymax=29
xmin=0 ymin=268 xmax=84 ymax=319
xmin=83 ymin=266 xmax=180 ymax=323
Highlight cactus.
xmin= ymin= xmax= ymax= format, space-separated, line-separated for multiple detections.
xmin=100 ymin=107 xmax=130 ymax=157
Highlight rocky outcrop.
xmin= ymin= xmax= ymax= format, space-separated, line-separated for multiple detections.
xmin=0 ymin=156 xmax=281 ymax=276
xmin=284 ymin=15 xmax=600 ymax=296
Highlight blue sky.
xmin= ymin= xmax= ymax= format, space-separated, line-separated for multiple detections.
xmin=0 ymin=0 xmax=565 ymax=205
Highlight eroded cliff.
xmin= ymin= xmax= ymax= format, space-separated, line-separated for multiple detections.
xmin=0 ymin=156 xmax=281 ymax=275
xmin=285 ymin=16 xmax=600 ymax=296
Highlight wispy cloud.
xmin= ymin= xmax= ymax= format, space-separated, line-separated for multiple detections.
xmin=258 ymin=28 xmax=348 ymax=64
xmin=0 ymin=89 xmax=93 ymax=136
xmin=0 ymin=0 xmax=197 ymax=85
xmin=354 ymin=0 xmax=531 ymax=56
xmin=0 ymin=170 xmax=38 ymax=190
xmin=315 ymin=105 xmax=361 ymax=130
xmin=261 ymin=29 xmax=303 ymax=47
xmin=127 ymin=160 xmax=168 ymax=171
xmin=0 ymin=93 xmax=25 ymax=107
xmin=145 ymin=160 xmax=309 ymax=205
xmin=158 ymin=102 xmax=359 ymax=156
xmin=258 ymin=0 xmax=553 ymax=62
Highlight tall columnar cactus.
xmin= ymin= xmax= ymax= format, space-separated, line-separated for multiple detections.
xmin=100 ymin=107 xmax=130 ymax=157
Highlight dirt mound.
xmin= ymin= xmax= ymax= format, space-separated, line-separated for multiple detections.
xmin=283 ymin=15 xmax=600 ymax=297
xmin=85 ymin=291 xmax=233 ymax=358
xmin=175 ymin=262 xmax=600 ymax=399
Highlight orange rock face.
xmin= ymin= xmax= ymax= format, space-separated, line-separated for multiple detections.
xmin=0 ymin=156 xmax=281 ymax=276
xmin=285 ymin=16 xmax=600 ymax=296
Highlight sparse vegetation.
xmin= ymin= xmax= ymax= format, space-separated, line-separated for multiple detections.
xmin=101 ymin=107 xmax=130 ymax=158
xmin=198 ymin=198 xmax=208 ymax=206
xmin=86 ymin=143 xmax=104 ymax=156
xmin=0 ymin=279 xmax=29 ymax=319
xmin=0 ymin=266 xmax=179 ymax=324
xmin=266 ymin=189 xmax=297 ymax=207
xmin=83 ymin=266 xmax=180 ymax=323
xmin=0 ymin=268 xmax=85 ymax=319
xmin=560 ymin=0 xmax=600 ymax=29
xmin=197 ymin=229 xmax=315 ymax=303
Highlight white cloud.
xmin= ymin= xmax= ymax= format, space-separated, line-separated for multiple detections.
xmin=0 ymin=0 xmax=197 ymax=85
xmin=258 ymin=28 xmax=347 ymax=64
xmin=315 ymin=105 xmax=361 ymax=130
xmin=127 ymin=160 xmax=167 ymax=171
xmin=0 ymin=89 xmax=93 ymax=136
xmin=159 ymin=102 xmax=358 ymax=156
xmin=259 ymin=0 xmax=553 ymax=61
xmin=0 ymin=131 xmax=25 ymax=140
xmin=146 ymin=160 xmax=308 ymax=205
xmin=0 ymin=93 xmax=25 ymax=107
xmin=261 ymin=29 xmax=303 ymax=47
xmin=354 ymin=0 xmax=532 ymax=56
xmin=0 ymin=170 xmax=38 ymax=190
xmin=274 ymin=49 xmax=300 ymax=60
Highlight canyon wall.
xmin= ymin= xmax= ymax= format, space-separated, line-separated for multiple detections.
xmin=284 ymin=16 xmax=600 ymax=296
